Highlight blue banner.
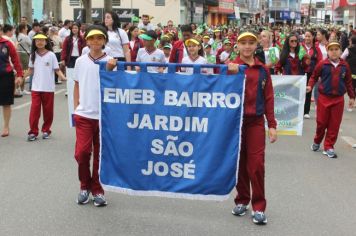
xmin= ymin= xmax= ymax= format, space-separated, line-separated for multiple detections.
xmin=99 ymin=62 xmax=245 ymax=200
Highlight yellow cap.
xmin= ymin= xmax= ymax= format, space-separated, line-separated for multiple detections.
xmin=327 ymin=42 xmax=341 ymax=50
xmin=185 ymin=38 xmax=200 ymax=46
xmin=85 ymin=29 xmax=106 ymax=39
xmin=237 ymin=32 xmax=257 ymax=42
xmin=213 ymin=29 xmax=221 ymax=33
xmin=203 ymin=35 xmax=210 ymax=39
xmin=33 ymin=34 xmax=48 ymax=40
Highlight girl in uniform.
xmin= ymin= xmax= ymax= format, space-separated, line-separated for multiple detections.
xmin=27 ymin=33 xmax=66 ymax=141
xmin=301 ymin=30 xmax=323 ymax=118
xmin=228 ymin=32 xmax=277 ymax=225
xmin=181 ymin=38 xmax=212 ymax=74
xmin=275 ymin=33 xmax=309 ymax=75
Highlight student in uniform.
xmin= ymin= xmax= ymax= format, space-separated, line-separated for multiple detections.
xmin=301 ymin=30 xmax=322 ymax=118
xmin=228 ymin=32 xmax=277 ymax=225
xmin=60 ymin=22 xmax=85 ymax=69
xmin=73 ymin=25 xmax=116 ymax=207
xmin=307 ymin=41 xmax=355 ymax=158
xmin=169 ymin=24 xmax=193 ymax=64
xmin=181 ymin=38 xmax=212 ymax=74
xmin=136 ymin=30 xmax=165 ymax=73
xmin=275 ymin=33 xmax=309 ymax=75
xmin=219 ymin=39 xmax=233 ymax=64
xmin=204 ymin=43 xmax=216 ymax=65
xmin=104 ymin=11 xmax=131 ymax=62
xmin=27 ymin=33 xmax=66 ymax=141
xmin=162 ymin=43 xmax=172 ymax=63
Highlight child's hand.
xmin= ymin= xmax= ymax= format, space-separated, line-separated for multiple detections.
xmin=268 ymin=128 xmax=277 ymax=143
xmin=349 ymin=98 xmax=355 ymax=108
xmin=304 ymin=55 xmax=311 ymax=65
xmin=227 ymin=63 xmax=239 ymax=73
xmin=306 ymin=86 xmax=312 ymax=93
xmin=106 ymin=58 xmax=118 ymax=71
xmin=15 ymin=77 xmax=22 ymax=86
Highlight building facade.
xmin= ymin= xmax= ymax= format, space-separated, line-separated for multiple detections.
xmin=267 ymin=0 xmax=302 ymax=24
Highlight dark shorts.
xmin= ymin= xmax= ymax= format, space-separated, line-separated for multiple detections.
xmin=0 ymin=72 xmax=15 ymax=106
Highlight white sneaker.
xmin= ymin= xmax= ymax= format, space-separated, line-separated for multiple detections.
xmin=22 ymin=89 xmax=31 ymax=95
xmin=347 ymin=108 xmax=353 ymax=112
xmin=304 ymin=114 xmax=310 ymax=119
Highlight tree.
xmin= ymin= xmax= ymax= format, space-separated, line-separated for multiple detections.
xmin=0 ymin=0 xmax=9 ymax=24
xmin=104 ymin=0 xmax=112 ymax=13
xmin=43 ymin=0 xmax=62 ymax=22
xmin=20 ymin=0 xmax=33 ymax=23
xmin=81 ymin=0 xmax=92 ymax=23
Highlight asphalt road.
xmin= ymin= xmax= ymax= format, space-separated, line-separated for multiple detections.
xmin=1 ymin=83 xmax=356 ymax=236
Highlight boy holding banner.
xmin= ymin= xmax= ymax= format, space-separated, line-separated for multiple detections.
xmin=73 ymin=25 xmax=117 ymax=207
xmin=228 ymin=32 xmax=277 ymax=225
xmin=307 ymin=41 xmax=355 ymax=158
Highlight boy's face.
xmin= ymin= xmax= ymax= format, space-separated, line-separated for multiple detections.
xmin=238 ymin=37 xmax=257 ymax=58
xmin=86 ymin=34 xmax=106 ymax=50
xmin=204 ymin=47 xmax=211 ymax=54
xmin=328 ymin=46 xmax=341 ymax=60
xmin=163 ymin=48 xmax=170 ymax=56
xmin=224 ymin=43 xmax=232 ymax=51
xmin=143 ymin=39 xmax=155 ymax=47
xmin=203 ymin=38 xmax=209 ymax=44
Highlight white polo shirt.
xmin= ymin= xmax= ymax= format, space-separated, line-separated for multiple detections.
xmin=28 ymin=51 xmax=59 ymax=92
xmin=59 ymin=27 xmax=70 ymax=42
xmin=107 ymin=29 xmax=129 ymax=58
xmin=136 ymin=48 xmax=166 ymax=72
xmin=181 ymin=56 xmax=212 ymax=75
xmin=73 ymin=53 xmax=111 ymax=120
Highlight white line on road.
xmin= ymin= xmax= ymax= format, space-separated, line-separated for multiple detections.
xmin=12 ymin=89 xmax=66 ymax=110
xmin=341 ymin=136 xmax=356 ymax=148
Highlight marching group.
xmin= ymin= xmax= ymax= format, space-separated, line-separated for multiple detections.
xmin=0 ymin=12 xmax=355 ymax=225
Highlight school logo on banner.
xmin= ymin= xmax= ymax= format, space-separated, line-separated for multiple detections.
xmin=99 ymin=63 xmax=245 ymax=200
xmin=271 ymin=75 xmax=307 ymax=136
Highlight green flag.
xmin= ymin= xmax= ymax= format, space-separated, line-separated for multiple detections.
xmin=268 ymin=47 xmax=278 ymax=64
xmin=298 ymin=46 xmax=307 ymax=61
xmin=229 ymin=51 xmax=238 ymax=61
xmin=206 ymin=54 xmax=216 ymax=64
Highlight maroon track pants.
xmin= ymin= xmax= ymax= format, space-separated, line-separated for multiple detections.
xmin=235 ymin=116 xmax=266 ymax=212
xmin=74 ymin=115 xmax=104 ymax=195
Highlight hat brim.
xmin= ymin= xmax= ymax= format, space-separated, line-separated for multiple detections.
xmin=237 ymin=32 xmax=257 ymax=42
xmin=327 ymin=42 xmax=341 ymax=50
xmin=185 ymin=39 xmax=200 ymax=45
xmin=85 ymin=30 xmax=106 ymax=40
xmin=33 ymin=34 xmax=48 ymax=39
xmin=139 ymin=34 xmax=154 ymax=41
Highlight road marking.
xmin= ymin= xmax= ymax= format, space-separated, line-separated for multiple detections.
xmin=341 ymin=136 xmax=356 ymax=148
xmin=12 ymin=89 xmax=66 ymax=110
